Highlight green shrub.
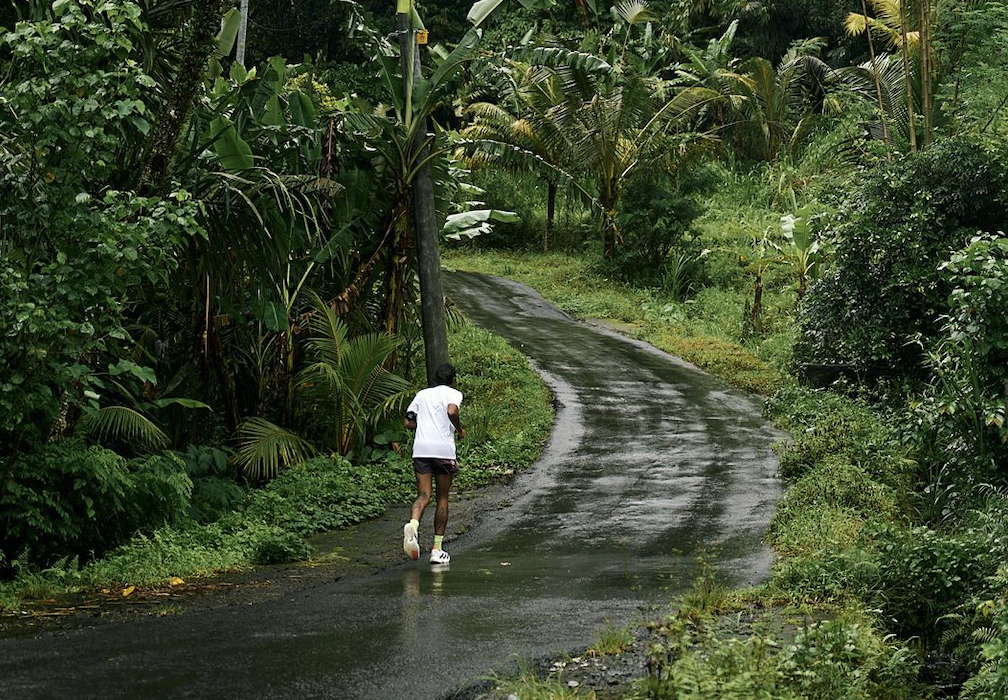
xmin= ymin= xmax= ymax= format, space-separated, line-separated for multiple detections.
xmin=769 ymin=457 xmax=898 ymax=556
xmin=769 ymin=503 xmax=867 ymax=558
xmin=766 ymin=386 xmax=914 ymax=492
xmin=771 ymin=548 xmax=878 ymax=603
xmin=795 ymin=138 xmax=1008 ymax=374
xmin=610 ymin=170 xmax=704 ymax=286
xmin=868 ymin=524 xmax=1004 ymax=645
xmin=648 ymin=616 xmax=919 ymax=700
xmin=914 ymin=233 xmax=1008 ymax=474
xmin=253 ymin=530 xmax=313 ymax=565
xmin=239 ymin=455 xmax=390 ymax=534
xmin=0 ymin=441 xmax=191 ymax=571
xmin=960 ymin=576 xmax=1008 ymax=700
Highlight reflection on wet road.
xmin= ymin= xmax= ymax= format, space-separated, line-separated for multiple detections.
xmin=0 ymin=271 xmax=783 ymax=700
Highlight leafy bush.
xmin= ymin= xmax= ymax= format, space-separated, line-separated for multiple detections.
xmin=647 ymin=615 xmax=919 ymax=700
xmin=770 ymin=457 xmax=898 ymax=551
xmin=766 ymin=386 xmax=914 ymax=492
xmin=915 ymin=233 xmax=1008 ymax=472
xmin=0 ymin=0 xmax=203 ymax=457
xmin=959 ymin=575 xmax=1008 ymax=700
xmin=0 ymin=441 xmax=192 ymax=570
xmin=771 ymin=548 xmax=879 ymax=602
xmin=795 ymin=138 xmax=1008 ymax=374
xmin=176 ymin=445 xmax=246 ymax=524
xmin=868 ymin=524 xmax=1005 ymax=645
xmin=253 ymin=530 xmax=313 ymax=565
xmin=609 ymin=171 xmax=704 ymax=286
xmin=238 ymin=456 xmax=391 ymax=534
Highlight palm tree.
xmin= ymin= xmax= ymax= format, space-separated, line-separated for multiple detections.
xmin=296 ymin=293 xmax=410 ymax=457
xmin=672 ymin=19 xmax=752 ymax=132
xmin=462 ymin=55 xmax=594 ymax=250
xmin=845 ymin=0 xmax=936 ymax=150
xmin=739 ymin=39 xmax=846 ymax=161
xmin=465 ymin=1 xmax=719 ymax=259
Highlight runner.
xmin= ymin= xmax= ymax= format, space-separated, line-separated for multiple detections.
xmin=402 ymin=363 xmax=465 ymax=565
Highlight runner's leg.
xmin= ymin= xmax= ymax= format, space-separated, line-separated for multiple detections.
xmin=411 ymin=472 xmax=433 ymax=522
xmin=433 ymin=472 xmax=454 ymax=536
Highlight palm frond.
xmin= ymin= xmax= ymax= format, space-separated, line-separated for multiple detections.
xmin=81 ymin=406 xmax=170 ymax=451
xmin=510 ymin=46 xmax=613 ymax=75
xmin=235 ymin=416 xmax=316 ymax=479
xmin=296 ymin=292 xmax=408 ymax=455
xmin=614 ymin=0 xmax=653 ymax=26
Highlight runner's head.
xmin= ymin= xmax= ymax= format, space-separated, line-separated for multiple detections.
xmin=434 ymin=363 xmax=456 ymax=387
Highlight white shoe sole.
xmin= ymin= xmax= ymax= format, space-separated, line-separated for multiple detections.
xmin=403 ymin=524 xmax=419 ymax=561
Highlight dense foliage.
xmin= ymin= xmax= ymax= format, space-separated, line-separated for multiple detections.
xmin=4 ymin=0 xmax=1008 ymax=695
xmin=796 ymin=139 xmax=1008 ymax=373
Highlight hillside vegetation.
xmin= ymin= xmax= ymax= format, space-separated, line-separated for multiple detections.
xmin=3 ymin=0 xmax=1008 ymax=696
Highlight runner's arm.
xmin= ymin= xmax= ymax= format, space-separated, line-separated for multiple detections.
xmin=447 ymin=403 xmax=465 ymax=439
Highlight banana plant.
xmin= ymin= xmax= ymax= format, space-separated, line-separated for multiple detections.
xmin=780 ymin=202 xmax=827 ymax=302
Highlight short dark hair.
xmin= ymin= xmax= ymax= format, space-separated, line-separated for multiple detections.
xmin=433 ymin=362 xmax=456 ymax=386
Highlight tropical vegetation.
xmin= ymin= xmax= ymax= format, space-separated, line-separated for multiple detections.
xmin=4 ymin=0 xmax=1008 ymax=697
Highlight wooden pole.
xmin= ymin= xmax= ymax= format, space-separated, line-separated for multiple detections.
xmin=397 ymin=1 xmax=449 ymax=385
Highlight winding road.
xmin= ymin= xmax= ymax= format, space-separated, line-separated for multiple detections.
xmin=0 ymin=271 xmax=783 ymax=700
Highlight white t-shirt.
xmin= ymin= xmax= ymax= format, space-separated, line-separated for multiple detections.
xmin=408 ymin=384 xmax=463 ymax=459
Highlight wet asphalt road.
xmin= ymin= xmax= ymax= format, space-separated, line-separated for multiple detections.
xmin=0 ymin=271 xmax=783 ymax=700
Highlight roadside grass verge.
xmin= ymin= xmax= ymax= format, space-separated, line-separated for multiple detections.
xmin=0 ymin=322 xmax=552 ymax=612
xmin=450 ymin=252 xmax=929 ymax=698
xmin=444 ymin=250 xmax=789 ymax=395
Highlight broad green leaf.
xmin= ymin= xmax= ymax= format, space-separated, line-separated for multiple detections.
xmin=467 ymin=0 xmax=501 ymax=25
xmin=259 ymin=300 xmax=289 ymax=332
xmin=229 ymin=61 xmax=248 ymax=83
xmin=442 ymin=208 xmax=520 ymax=240
xmin=109 ymin=359 xmax=157 ymax=385
xmin=217 ymin=8 xmax=241 ymax=56
xmin=266 ymin=56 xmax=287 ymax=92
xmin=430 ymin=28 xmax=481 ymax=87
xmin=289 ymin=91 xmax=315 ymax=128
xmin=209 ymin=116 xmax=254 ymax=170
xmin=262 ymin=94 xmax=283 ymax=126
xmin=150 ymin=398 xmax=212 ymax=410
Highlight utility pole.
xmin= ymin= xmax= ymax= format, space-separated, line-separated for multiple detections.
xmin=236 ymin=0 xmax=250 ymax=66
xmin=396 ymin=0 xmax=449 ymax=385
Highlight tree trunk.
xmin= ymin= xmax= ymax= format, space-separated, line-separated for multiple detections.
xmin=750 ymin=272 xmax=763 ymax=338
xmin=206 ymin=322 xmax=240 ymax=436
xmin=397 ymin=8 xmax=449 ymax=385
xmin=382 ymin=205 xmax=409 ymax=341
xmin=600 ymin=175 xmax=618 ymax=260
xmin=920 ymin=0 xmax=933 ymax=149
xmin=545 ymin=180 xmax=556 ymax=252
xmin=139 ymin=0 xmax=229 ymax=193
xmin=948 ymin=30 xmax=969 ymax=137
xmin=861 ymin=0 xmax=891 ymax=155
xmin=899 ymin=0 xmax=917 ymax=153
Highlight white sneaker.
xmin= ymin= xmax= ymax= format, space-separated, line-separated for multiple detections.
xmin=403 ymin=523 xmax=419 ymax=561
xmin=429 ymin=548 xmax=450 ymax=565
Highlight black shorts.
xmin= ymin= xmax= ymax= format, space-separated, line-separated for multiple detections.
xmin=413 ymin=457 xmax=459 ymax=476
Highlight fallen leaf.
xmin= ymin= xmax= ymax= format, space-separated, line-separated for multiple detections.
xmin=168 ymin=576 xmax=184 ymax=587
xmin=121 ymin=585 xmax=135 ymax=597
